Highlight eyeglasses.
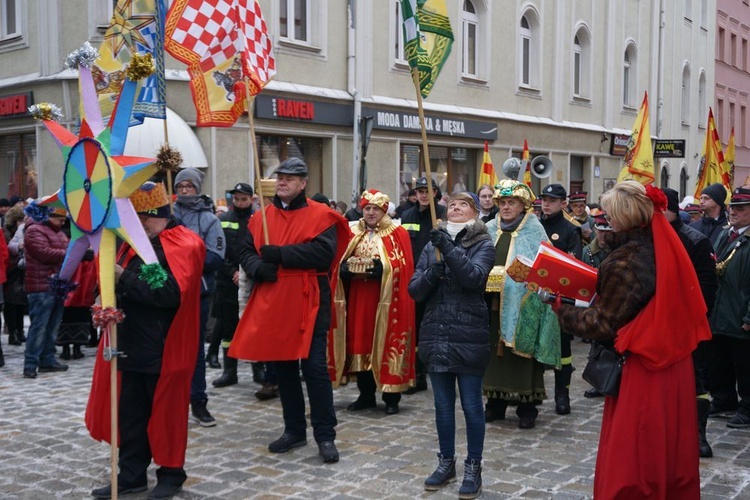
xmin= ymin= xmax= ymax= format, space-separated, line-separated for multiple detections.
xmin=175 ymin=183 xmax=196 ymax=191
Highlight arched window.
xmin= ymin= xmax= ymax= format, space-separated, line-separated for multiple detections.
xmin=660 ymin=164 xmax=670 ymax=189
xmin=573 ymin=27 xmax=591 ymax=98
xmin=682 ymin=64 xmax=691 ymax=125
xmin=519 ymin=10 xmax=540 ymax=89
xmin=680 ymin=165 xmax=689 ymax=199
xmin=462 ymin=0 xmax=478 ymax=76
xmin=623 ymin=43 xmax=637 ymax=107
xmin=698 ymin=70 xmax=707 ymax=123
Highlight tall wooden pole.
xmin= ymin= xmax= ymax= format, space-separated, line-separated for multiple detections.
xmin=245 ymin=82 xmax=269 ymax=244
xmin=109 ymin=324 xmax=118 ymax=500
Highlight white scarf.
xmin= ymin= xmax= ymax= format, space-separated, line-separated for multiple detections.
xmin=446 ymin=219 xmax=476 ymax=240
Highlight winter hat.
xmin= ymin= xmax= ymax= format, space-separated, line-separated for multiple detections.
xmin=449 ymin=191 xmax=480 ymax=214
xmin=131 ymin=181 xmax=171 ymax=218
xmin=701 ymin=183 xmax=727 ymax=209
xmin=311 ymin=192 xmax=331 ymax=205
xmin=662 ymin=188 xmax=680 ymax=215
xmin=174 ymin=167 xmax=204 ymax=194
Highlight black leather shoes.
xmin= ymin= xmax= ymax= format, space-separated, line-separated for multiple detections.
xmin=23 ymin=369 xmax=37 ymax=379
xmin=347 ymin=398 xmax=376 ymax=411
xmin=318 ymin=441 xmax=339 ymax=463
xmin=404 ymin=379 xmax=428 ymax=395
xmin=518 ymin=416 xmax=536 ymax=429
xmin=38 ymin=362 xmax=68 ymax=373
xmin=584 ymin=388 xmax=604 ymax=398
xmin=147 ymin=482 xmax=183 ymax=500
xmin=91 ymin=483 xmax=147 ymax=499
xmin=384 ymin=404 xmax=400 ymax=415
xmin=268 ymin=433 xmax=307 ymax=453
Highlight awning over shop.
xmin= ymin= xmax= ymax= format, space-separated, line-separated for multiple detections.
xmin=124 ymin=107 xmax=208 ymax=169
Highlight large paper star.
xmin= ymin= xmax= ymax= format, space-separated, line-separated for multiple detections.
xmin=39 ymin=63 xmax=158 ymax=308
xmin=106 ymin=0 xmax=154 ymax=58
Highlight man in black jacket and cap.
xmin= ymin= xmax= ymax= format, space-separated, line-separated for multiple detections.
xmin=690 ymin=183 xmax=728 ymax=247
xmin=664 ymin=187 xmax=717 ymax=458
xmin=539 ymin=183 xmax=582 ymax=416
xmin=400 ymin=176 xmax=447 ymax=393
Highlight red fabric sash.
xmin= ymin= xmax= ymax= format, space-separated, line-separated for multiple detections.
xmin=0 ymin=230 xmax=8 ymax=284
xmin=85 ymin=226 xmax=204 ymax=467
xmin=230 ymin=200 xmax=349 ymax=361
xmin=615 ymin=212 xmax=712 ymax=370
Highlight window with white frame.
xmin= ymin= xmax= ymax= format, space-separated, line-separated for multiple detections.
xmin=572 ymin=27 xmax=591 ymax=98
xmin=394 ymin=0 xmax=406 ymax=64
xmin=1 ymin=0 xmax=21 ymax=41
xmin=679 ymin=165 xmax=688 ymax=199
xmin=519 ymin=12 xmax=539 ymax=89
xmin=280 ymin=0 xmax=310 ymax=44
xmin=623 ymin=43 xmax=637 ymax=107
xmin=698 ymin=71 xmax=706 ymax=126
xmin=681 ymin=65 xmax=691 ymax=125
xmin=699 ymin=0 xmax=707 ymax=29
xmin=94 ymin=0 xmax=116 ymax=31
xmin=462 ymin=0 xmax=478 ymax=77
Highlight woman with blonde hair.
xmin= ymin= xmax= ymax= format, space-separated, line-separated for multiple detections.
xmin=554 ymin=181 xmax=710 ymax=498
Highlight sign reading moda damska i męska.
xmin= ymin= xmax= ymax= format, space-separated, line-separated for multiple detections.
xmin=362 ymin=107 xmax=498 ymax=140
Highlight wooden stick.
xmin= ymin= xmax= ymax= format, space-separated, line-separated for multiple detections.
xmin=109 ymin=324 xmax=118 ymax=500
xmin=246 ymin=82 xmax=269 ymax=245
xmin=410 ymin=68 xmax=441 ymax=261
xmin=162 ymin=119 xmax=174 ymax=215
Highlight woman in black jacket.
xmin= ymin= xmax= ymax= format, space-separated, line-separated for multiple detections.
xmin=408 ymin=192 xmax=494 ymax=499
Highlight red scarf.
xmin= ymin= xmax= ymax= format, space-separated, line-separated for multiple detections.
xmin=615 ymin=189 xmax=712 ymax=370
xmin=85 ymin=225 xmax=204 ymax=467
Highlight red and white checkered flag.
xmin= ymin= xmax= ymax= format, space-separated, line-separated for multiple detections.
xmin=165 ymin=0 xmax=276 ymax=125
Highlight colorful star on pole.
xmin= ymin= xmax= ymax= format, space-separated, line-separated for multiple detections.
xmin=37 ymin=45 xmax=161 ymax=308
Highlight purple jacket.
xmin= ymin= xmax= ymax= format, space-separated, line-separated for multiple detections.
xmin=23 ymin=220 xmax=68 ymax=293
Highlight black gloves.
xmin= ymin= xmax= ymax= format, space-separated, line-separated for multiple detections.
xmin=82 ymin=249 xmax=95 ymax=261
xmin=256 ymin=262 xmax=278 ymax=283
xmin=260 ymin=245 xmax=282 ymax=264
xmin=429 ymin=261 xmax=446 ymax=281
xmin=366 ymin=259 xmax=383 ymax=280
xmin=339 ymin=259 xmax=354 ymax=282
xmin=429 ymin=229 xmax=453 ymax=254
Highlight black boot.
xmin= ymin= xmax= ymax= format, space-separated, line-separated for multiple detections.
xmin=697 ymin=398 xmax=713 ymax=458
xmin=212 ymin=348 xmax=238 ymax=387
xmin=423 ymin=453 xmax=456 ymax=491
xmin=484 ymin=398 xmax=507 ymax=422
xmin=251 ymin=362 xmax=265 ymax=384
xmin=17 ymin=330 xmax=26 ymax=343
xmin=458 ymin=458 xmax=482 ymax=499
xmin=72 ymin=344 xmax=84 ymax=359
xmin=60 ymin=345 xmax=71 ymax=360
xmin=8 ymin=330 xmax=21 ymax=346
xmin=206 ymin=353 xmax=221 ymax=369
xmin=554 ymin=365 xmax=573 ymax=415
xmin=0 ymin=344 xmax=4 ymax=368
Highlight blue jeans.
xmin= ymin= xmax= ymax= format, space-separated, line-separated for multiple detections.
xmin=429 ymin=372 xmax=485 ymax=461
xmin=190 ymin=295 xmax=209 ymax=403
xmin=24 ymin=292 xmax=65 ymax=371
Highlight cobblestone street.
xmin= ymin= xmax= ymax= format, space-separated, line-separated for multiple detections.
xmin=1 ymin=339 xmax=749 ymax=499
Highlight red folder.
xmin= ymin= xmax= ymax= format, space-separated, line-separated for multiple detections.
xmin=507 ymin=241 xmax=598 ymax=301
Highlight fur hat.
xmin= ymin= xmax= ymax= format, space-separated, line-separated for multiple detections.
xmin=174 ymin=167 xmax=204 ymax=194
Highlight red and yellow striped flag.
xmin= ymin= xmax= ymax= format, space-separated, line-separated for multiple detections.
xmin=694 ymin=108 xmax=730 ymax=201
xmin=522 ymin=139 xmax=532 ymax=187
xmin=477 ymin=141 xmax=499 ymax=189
xmin=724 ymin=127 xmax=735 ymax=193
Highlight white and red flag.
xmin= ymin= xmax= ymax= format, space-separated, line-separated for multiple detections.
xmin=165 ymin=0 xmax=276 ymax=126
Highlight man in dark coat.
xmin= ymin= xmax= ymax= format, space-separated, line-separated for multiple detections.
xmin=664 ymin=188 xmax=718 ymax=457
xmin=539 ymin=183 xmax=582 ymax=415
xmin=232 ymin=158 xmax=349 ymax=463
xmin=707 ymin=187 xmax=750 ymax=429
xmin=400 ymin=176 xmax=447 ymax=393
xmin=690 ymin=183 xmax=728 ymax=248
xmin=211 ymin=183 xmax=257 ymax=389
xmin=89 ymin=181 xmax=205 ymax=500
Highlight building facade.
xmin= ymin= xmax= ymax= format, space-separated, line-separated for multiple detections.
xmin=0 ymin=0 xmax=715 ymax=206
xmin=715 ymin=0 xmax=750 ymax=187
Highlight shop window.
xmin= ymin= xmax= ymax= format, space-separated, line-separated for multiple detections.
xmin=257 ymin=135 xmax=323 ymax=194
xmin=398 ymin=144 xmax=477 ymax=204
xmin=0 ymin=134 xmax=37 ymax=199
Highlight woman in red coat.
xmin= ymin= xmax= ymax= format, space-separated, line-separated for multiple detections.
xmin=555 ymin=181 xmax=711 ymax=499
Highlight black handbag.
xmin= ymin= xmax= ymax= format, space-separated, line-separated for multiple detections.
xmin=582 ymin=343 xmax=628 ymax=397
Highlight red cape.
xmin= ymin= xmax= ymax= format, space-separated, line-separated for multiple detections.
xmin=615 ymin=212 xmax=712 ymax=369
xmin=230 ymin=200 xmax=349 ymax=361
xmin=85 ymin=225 xmax=204 ymax=467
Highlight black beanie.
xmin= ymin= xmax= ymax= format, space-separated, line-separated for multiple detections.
xmin=662 ymin=188 xmax=680 ymax=215
xmin=701 ymin=183 xmax=727 ymax=209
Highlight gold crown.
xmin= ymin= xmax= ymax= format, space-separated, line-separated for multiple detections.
xmin=493 ymin=179 xmax=536 ymax=209
xmin=130 ymin=181 xmax=169 ymax=212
